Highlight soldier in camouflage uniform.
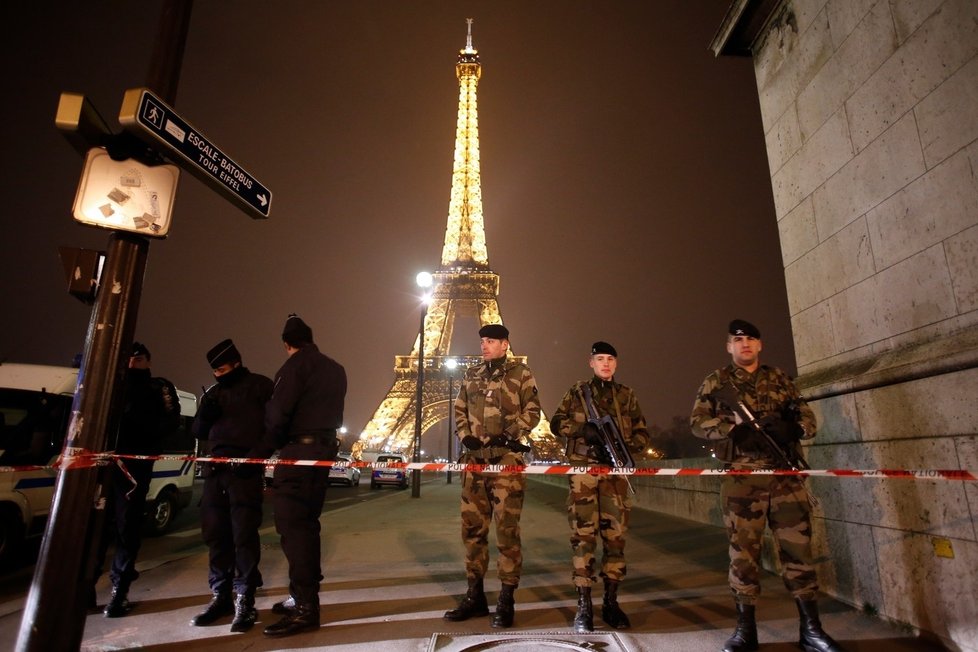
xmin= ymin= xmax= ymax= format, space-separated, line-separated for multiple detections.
xmin=690 ymin=320 xmax=844 ymax=652
xmin=550 ymin=341 xmax=650 ymax=633
xmin=443 ymin=323 xmax=541 ymax=629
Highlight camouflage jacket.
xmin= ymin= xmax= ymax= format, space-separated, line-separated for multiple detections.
xmin=689 ymin=364 xmax=816 ymax=466
xmin=455 ymin=357 xmax=541 ymax=446
xmin=551 ymin=377 xmax=650 ymax=464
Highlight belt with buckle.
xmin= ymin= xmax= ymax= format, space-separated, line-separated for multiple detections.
xmin=293 ymin=430 xmax=337 ymax=445
xmin=469 ymin=446 xmax=513 ymax=464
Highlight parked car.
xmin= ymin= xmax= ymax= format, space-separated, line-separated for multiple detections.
xmin=0 ymin=363 xmax=197 ymax=564
xmin=328 ymin=452 xmax=360 ymax=486
xmin=370 ymin=453 xmax=409 ymax=490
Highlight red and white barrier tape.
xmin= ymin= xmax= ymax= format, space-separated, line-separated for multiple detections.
xmin=1 ymin=451 xmax=975 ymax=481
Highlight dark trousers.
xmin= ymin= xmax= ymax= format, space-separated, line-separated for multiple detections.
xmin=273 ymin=439 xmax=336 ymax=607
xmin=96 ymin=459 xmax=154 ymax=589
xmin=200 ymin=464 xmax=264 ymax=595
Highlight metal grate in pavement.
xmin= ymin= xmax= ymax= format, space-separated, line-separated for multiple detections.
xmin=429 ymin=631 xmax=627 ymax=651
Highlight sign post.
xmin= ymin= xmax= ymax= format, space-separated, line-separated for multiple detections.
xmin=119 ymin=87 xmax=272 ymax=219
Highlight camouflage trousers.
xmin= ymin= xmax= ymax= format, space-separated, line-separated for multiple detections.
xmin=721 ymin=474 xmax=818 ymax=604
xmin=459 ymin=451 xmax=526 ymax=586
xmin=567 ymin=473 xmax=632 ymax=587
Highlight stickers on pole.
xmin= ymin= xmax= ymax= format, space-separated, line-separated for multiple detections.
xmin=71 ymin=147 xmax=179 ymax=238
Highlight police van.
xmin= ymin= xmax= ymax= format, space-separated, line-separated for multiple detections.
xmin=0 ymin=362 xmax=197 ymax=564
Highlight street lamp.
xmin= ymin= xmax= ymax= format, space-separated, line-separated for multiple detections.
xmin=412 ymin=271 xmax=433 ymax=498
xmin=444 ymin=357 xmax=458 ymax=484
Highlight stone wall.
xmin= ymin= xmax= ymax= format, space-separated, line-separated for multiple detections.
xmin=712 ymin=1 xmax=978 ymax=649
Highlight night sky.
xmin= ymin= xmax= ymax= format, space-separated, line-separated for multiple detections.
xmin=0 ymin=1 xmax=796 ymax=452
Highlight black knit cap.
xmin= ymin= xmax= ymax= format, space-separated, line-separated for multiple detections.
xmin=282 ymin=313 xmax=314 ymax=345
xmin=728 ymin=319 xmax=761 ymax=339
xmin=206 ymin=338 xmax=241 ymax=369
xmin=130 ymin=341 xmax=151 ymax=359
xmin=479 ymin=323 xmax=509 ymax=340
xmin=591 ymin=341 xmax=618 ymax=357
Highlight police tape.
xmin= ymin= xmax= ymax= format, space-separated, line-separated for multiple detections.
xmin=1 ymin=450 xmax=975 ymax=481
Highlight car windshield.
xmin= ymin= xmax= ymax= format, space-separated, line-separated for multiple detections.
xmin=377 ymin=455 xmax=402 ymax=463
xmin=0 ymin=388 xmax=71 ymax=466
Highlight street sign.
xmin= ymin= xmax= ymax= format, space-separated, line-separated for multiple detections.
xmin=118 ymin=87 xmax=271 ymax=219
xmin=72 ymin=147 xmax=179 ymax=237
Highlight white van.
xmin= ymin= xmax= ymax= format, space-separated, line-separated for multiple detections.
xmin=0 ymin=362 xmax=197 ymax=564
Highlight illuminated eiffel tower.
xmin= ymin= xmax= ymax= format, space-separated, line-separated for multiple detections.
xmin=355 ymin=20 xmax=556 ymax=459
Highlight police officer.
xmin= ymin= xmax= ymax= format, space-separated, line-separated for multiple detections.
xmin=690 ymin=320 xmax=844 ymax=652
xmin=190 ymin=339 xmax=273 ymax=632
xmin=550 ymin=341 xmax=650 ymax=633
xmin=262 ymin=314 xmax=347 ymax=638
xmin=97 ymin=342 xmax=180 ymax=617
xmin=443 ymin=323 xmax=540 ymax=628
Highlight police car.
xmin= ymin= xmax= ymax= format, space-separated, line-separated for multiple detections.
xmin=369 ymin=452 xmax=409 ymax=490
xmin=0 ymin=363 xmax=197 ymax=564
xmin=328 ymin=452 xmax=361 ymax=486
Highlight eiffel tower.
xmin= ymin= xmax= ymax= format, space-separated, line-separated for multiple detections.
xmin=355 ymin=20 xmax=556 ymax=459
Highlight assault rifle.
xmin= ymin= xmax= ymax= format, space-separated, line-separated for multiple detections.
xmin=579 ymin=384 xmax=635 ymax=469
xmin=711 ymin=383 xmax=809 ymax=471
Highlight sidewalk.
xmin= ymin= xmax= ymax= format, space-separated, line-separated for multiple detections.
xmin=1 ymin=477 xmax=944 ymax=651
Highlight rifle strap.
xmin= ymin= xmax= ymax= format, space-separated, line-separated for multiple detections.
xmin=576 ymin=383 xmax=595 ymax=421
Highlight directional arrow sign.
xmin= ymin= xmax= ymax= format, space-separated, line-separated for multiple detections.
xmin=119 ymin=88 xmax=271 ymax=219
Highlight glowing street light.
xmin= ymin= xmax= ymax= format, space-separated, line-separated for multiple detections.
xmin=412 ymin=271 xmax=432 ymax=498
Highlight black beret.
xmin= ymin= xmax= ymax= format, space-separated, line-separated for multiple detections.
xmin=282 ymin=313 xmax=314 ymax=344
xmin=130 ymin=341 xmax=151 ymax=359
xmin=591 ymin=341 xmax=618 ymax=357
xmin=206 ymin=338 xmax=241 ymax=369
xmin=479 ymin=323 xmax=509 ymax=340
xmin=728 ymin=319 xmax=761 ymax=339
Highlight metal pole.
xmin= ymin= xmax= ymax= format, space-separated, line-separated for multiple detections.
xmin=446 ymin=371 xmax=453 ymax=484
xmin=411 ymin=305 xmax=426 ymax=498
xmin=17 ymin=234 xmax=149 ymax=651
xmin=17 ymin=3 xmax=192 ymax=649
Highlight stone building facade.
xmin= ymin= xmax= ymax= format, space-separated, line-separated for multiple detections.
xmin=710 ymin=1 xmax=978 ymax=649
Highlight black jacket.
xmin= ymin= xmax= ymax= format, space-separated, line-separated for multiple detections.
xmin=193 ymin=366 xmax=274 ymax=456
xmin=115 ymin=368 xmax=179 ymax=456
xmin=265 ymin=344 xmax=346 ymax=450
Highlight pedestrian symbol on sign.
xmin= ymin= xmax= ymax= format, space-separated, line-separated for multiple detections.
xmin=142 ymin=99 xmax=164 ymax=130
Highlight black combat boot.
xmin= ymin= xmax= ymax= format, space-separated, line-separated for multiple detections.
xmin=103 ymin=584 xmax=132 ymax=618
xmin=573 ymin=585 xmax=594 ymax=633
xmin=444 ymin=578 xmax=489 ymax=621
xmin=797 ymin=599 xmax=845 ymax=652
xmin=190 ymin=590 xmax=233 ymax=626
xmin=230 ymin=592 xmax=257 ymax=632
xmin=601 ymin=579 xmax=631 ymax=629
xmin=490 ymin=583 xmax=516 ymax=628
xmin=271 ymin=595 xmax=296 ymax=615
xmin=722 ymin=602 xmax=758 ymax=652
xmin=262 ymin=602 xmax=320 ymax=637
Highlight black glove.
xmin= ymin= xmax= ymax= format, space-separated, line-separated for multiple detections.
xmin=487 ymin=434 xmax=509 ymax=447
xmin=758 ymin=414 xmax=803 ymax=447
xmin=579 ymin=422 xmax=602 ymax=445
xmin=507 ymin=439 xmax=532 ymax=453
xmin=198 ymin=398 xmax=222 ymax=422
xmin=591 ymin=444 xmax=613 ymax=467
xmin=730 ymin=424 xmax=767 ymax=455
xmin=461 ymin=435 xmax=483 ymax=450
